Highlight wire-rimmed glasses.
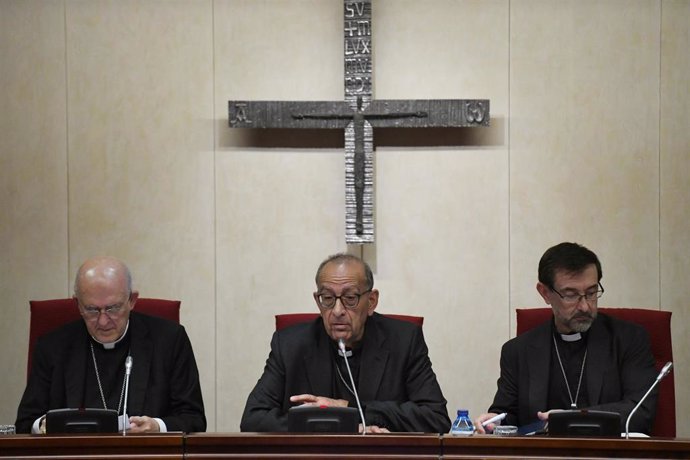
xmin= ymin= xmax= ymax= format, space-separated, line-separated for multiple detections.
xmin=551 ymin=283 xmax=604 ymax=305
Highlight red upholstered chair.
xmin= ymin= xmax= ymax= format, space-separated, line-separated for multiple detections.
xmin=516 ymin=307 xmax=675 ymax=437
xmin=275 ymin=313 xmax=423 ymax=331
xmin=28 ymin=297 xmax=180 ymax=379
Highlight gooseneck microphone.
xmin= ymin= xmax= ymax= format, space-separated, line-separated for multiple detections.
xmin=338 ymin=339 xmax=367 ymax=435
xmin=122 ymin=356 xmax=133 ymax=435
xmin=625 ymin=361 xmax=672 ymax=439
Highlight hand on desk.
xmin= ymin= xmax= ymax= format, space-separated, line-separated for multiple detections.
xmin=474 ymin=413 xmax=499 ymax=434
xmin=361 ymin=424 xmax=390 ymax=434
xmin=290 ymin=394 xmax=349 ymax=408
xmin=476 ymin=409 xmax=559 ymax=434
xmin=537 ymin=409 xmax=564 ymax=421
xmin=127 ymin=416 xmax=160 ymax=433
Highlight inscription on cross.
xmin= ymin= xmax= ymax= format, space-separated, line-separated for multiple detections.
xmin=229 ymin=0 xmax=489 ymax=244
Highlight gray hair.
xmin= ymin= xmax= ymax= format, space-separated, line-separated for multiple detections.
xmin=315 ymin=253 xmax=374 ymax=290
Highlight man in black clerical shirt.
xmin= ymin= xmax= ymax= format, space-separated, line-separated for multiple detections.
xmin=475 ymin=242 xmax=658 ymax=434
xmin=15 ymin=256 xmax=206 ymax=434
xmin=240 ymin=253 xmax=450 ymax=433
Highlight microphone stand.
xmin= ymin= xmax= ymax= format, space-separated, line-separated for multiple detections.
xmin=338 ymin=339 xmax=366 ymax=435
xmin=625 ymin=361 xmax=672 ymax=439
xmin=122 ymin=356 xmax=133 ymax=435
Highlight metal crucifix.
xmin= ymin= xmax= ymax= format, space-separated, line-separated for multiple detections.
xmin=229 ymin=0 xmax=489 ymax=244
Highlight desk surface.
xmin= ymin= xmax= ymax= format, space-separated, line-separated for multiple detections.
xmin=1 ymin=433 xmax=689 ymax=459
xmin=0 ymin=433 xmax=183 ymax=460
xmin=186 ymin=432 xmax=440 ymax=459
xmin=443 ymin=435 xmax=690 ymax=459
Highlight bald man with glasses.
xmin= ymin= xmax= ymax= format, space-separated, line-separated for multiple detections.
xmin=241 ymin=253 xmax=450 ymax=433
xmin=15 ymin=256 xmax=205 ymax=434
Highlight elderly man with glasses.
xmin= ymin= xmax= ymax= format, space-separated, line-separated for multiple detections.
xmin=15 ymin=256 xmax=205 ymax=434
xmin=475 ymin=242 xmax=658 ymax=435
xmin=241 ymin=253 xmax=450 ymax=433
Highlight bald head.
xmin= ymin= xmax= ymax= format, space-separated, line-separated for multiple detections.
xmin=73 ymin=256 xmax=137 ymax=343
xmin=74 ymin=256 xmax=132 ymax=299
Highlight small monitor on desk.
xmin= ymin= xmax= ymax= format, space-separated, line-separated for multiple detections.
xmin=287 ymin=406 xmax=358 ymax=433
xmin=548 ymin=410 xmax=620 ymax=437
xmin=45 ymin=408 xmax=118 ymax=434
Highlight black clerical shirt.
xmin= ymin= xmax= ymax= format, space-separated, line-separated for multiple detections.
xmin=548 ymin=324 xmax=589 ymax=410
xmin=83 ymin=332 xmax=131 ymax=413
xmin=331 ymin=342 xmax=361 ymax=408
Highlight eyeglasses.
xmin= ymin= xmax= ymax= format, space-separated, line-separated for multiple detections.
xmin=81 ymin=302 xmax=127 ymax=319
xmin=316 ymin=290 xmax=371 ymax=310
xmin=551 ymin=283 xmax=604 ymax=305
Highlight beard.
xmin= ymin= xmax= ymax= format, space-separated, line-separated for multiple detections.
xmin=568 ymin=311 xmax=597 ymax=333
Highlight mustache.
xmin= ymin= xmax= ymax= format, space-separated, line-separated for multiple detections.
xmin=573 ymin=312 xmax=595 ymax=320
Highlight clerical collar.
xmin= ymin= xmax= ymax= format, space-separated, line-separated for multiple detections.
xmin=337 ymin=348 xmax=352 ymax=358
xmin=551 ymin=319 xmax=586 ymax=342
xmin=91 ymin=320 xmax=130 ymax=350
xmin=560 ymin=332 xmax=582 ymax=342
xmin=331 ymin=339 xmax=358 ymax=358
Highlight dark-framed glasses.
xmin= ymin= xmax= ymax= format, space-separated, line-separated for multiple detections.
xmin=551 ymin=283 xmax=604 ymax=305
xmin=316 ymin=290 xmax=371 ymax=310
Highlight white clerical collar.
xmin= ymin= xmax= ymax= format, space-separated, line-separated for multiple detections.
xmin=560 ymin=332 xmax=582 ymax=342
xmin=337 ymin=348 xmax=353 ymax=358
xmin=91 ymin=320 xmax=130 ymax=349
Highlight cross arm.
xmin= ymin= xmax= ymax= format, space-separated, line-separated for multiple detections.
xmin=363 ymin=99 xmax=490 ymax=128
xmin=229 ymin=100 xmax=354 ymax=129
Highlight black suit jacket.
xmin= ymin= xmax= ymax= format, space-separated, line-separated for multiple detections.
xmin=488 ymin=313 xmax=658 ymax=433
xmin=15 ymin=311 xmax=206 ymax=433
xmin=241 ymin=313 xmax=450 ymax=433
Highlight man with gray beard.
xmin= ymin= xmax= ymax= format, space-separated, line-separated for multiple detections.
xmin=475 ymin=242 xmax=657 ymax=434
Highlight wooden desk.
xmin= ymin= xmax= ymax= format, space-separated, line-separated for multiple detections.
xmin=443 ymin=434 xmax=690 ymax=459
xmin=186 ymin=433 xmax=690 ymax=459
xmin=2 ymin=433 xmax=690 ymax=459
xmin=185 ymin=433 xmax=440 ymax=459
xmin=0 ymin=433 xmax=184 ymax=460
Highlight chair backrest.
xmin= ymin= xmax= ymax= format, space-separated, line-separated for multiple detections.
xmin=28 ymin=297 xmax=180 ymax=379
xmin=275 ymin=312 xmax=423 ymax=331
xmin=516 ymin=307 xmax=675 ymax=437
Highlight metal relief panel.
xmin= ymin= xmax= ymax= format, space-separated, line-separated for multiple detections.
xmin=345 ymin=121 xmax=374 ymax=243
xmin=344 ymin=0 xmax=372 ymax=109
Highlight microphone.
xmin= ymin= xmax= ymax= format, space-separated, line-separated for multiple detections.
xmin=625 ymin=361 xmax=672 ymax=438
xmin=338 ymin=339 xmax=366 ymax=435
xmin=122 ymin=356 xmax=133 ymax=435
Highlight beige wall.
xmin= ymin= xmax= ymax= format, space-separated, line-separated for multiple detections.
xmin=1 ymin=0 xmax=688 ymax=435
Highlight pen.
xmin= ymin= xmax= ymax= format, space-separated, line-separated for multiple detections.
xmin=481 ymin=412 xmax=507 ymax=427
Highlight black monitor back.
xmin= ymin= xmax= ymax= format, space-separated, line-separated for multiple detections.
xmin=45 ymin=408 xmax=118 ymax=434
xmin=287 ymin=406 xmax=358 ymax=433
xmin=549 ymin=410 xmax=620 ymax=437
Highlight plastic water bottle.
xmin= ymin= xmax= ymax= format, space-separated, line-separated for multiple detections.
xmin=450 ymin=409 xmax=474 ymax=436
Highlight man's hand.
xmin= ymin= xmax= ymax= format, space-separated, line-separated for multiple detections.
xmin=360 ymin=424 xmax=390 ymax=434
xmin=473 ymin=412 xmax=499 ymax=434
xmin=290 ymin=394 xmax=349 ymax=407
xmin=127 ymin=416 xmax=160 ymax=433
xmin=537 ymin=409 xmax=564 ymax=421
